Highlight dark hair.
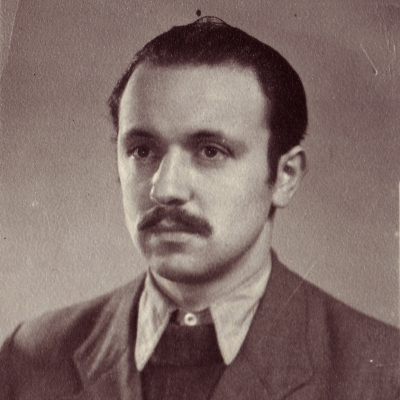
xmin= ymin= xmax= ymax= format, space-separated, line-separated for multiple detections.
xmin=108 ymin=16 xmax=307 ymax=183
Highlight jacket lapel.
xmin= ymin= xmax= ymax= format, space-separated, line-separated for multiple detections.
xmin=73 ymin=275 xmax=146 ymax=400
xmin=211 ymin=252 xmax=313 ymax=400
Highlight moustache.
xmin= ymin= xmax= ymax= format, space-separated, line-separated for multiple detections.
xmin=137 ymin=207 xmax=212 ymax=237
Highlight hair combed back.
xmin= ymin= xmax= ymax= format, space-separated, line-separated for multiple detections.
xmin=109 ymin=16 xmax=307 ymax=181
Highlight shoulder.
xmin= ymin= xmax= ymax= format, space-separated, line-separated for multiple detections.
xmin=301 ymin=271 xmax=399 ymax=353
xmin=276 ymin=257 xmax=399 ymax=389
xmin=0 ymin=274 xmax=145 ymax=397
xmin=291 ymin=263 xmax=398 ymax=348
xmin=3 ymin=274 xmax=145 ymax=366
xmin=270 ymin=252 xmax=399 ymax=361
xmin=274 ymin=253 xmax=398 ymax=334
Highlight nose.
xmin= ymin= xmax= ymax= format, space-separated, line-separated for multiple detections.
xmin=150 ymin=148 xmax=191 ymax=206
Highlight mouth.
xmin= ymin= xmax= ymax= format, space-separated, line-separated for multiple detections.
xmin=145 ymin=220 xmax=202 ymax=236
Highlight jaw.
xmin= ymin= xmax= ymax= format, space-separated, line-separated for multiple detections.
xmin=146 ymin=220 xmax=274 ymax=309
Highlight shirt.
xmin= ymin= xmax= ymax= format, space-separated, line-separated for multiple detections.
xmin=135 ymin=260 xmax=271 ymax=371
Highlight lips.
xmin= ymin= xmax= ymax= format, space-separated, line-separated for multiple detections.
xmin=145 ymin=221 xmax=201 ymax=235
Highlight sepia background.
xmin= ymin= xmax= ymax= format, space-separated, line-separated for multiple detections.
xmin=1 ymin=0 xmax=399 ymax=342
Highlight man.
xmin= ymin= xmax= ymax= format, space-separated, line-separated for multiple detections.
xmin=0 ymin=16 xmax=399 ymax=400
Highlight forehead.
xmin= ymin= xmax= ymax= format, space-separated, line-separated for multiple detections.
xmin=118 ymin=62 xmax=269 ymax=137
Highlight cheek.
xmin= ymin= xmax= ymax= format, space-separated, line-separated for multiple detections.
xmin=200 ymin=165 xmax=270 ymax=223
xmin=121 ymin=174 xmax=151 ymax=215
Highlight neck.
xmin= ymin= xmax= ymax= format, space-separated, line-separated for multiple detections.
xmin=151 ymin=222 xmax=273 ymax=311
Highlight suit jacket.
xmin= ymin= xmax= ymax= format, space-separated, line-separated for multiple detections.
xmin=1 ymin=252 xmax=399 ymax=400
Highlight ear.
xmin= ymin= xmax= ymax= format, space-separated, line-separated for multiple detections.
xmin=271 ymin=146 xmax=307 ymax=208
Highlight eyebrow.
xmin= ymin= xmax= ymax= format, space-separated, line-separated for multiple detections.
xmin=189 ymin=130 xmax=248 ymax=156
xmin=123 ymin=128 xmax=155 ymax=139
xmin=190 ymin=130 xmax=231 ymax=143
xmin=122 ymin=128 xmax=248 ymax=155
xmin=121 ymin=128 xmax=158 ymax=149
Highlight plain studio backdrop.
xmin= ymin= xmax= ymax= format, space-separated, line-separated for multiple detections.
xmin=0 ymin=0 xmax=399 ymax=342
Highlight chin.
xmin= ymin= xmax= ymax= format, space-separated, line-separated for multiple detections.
xmin=150 ymin=257 xmax=221 ymax=285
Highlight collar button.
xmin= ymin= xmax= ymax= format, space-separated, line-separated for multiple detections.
xmin=184 ymin=312 xmax=197 ymax=326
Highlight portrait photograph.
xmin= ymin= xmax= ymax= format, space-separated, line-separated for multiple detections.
xmin=1 ymin=0 xmax=399 ymax=398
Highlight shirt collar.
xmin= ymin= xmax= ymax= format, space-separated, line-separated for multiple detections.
xmin=135 ymin=259 xmax=271 ymax=371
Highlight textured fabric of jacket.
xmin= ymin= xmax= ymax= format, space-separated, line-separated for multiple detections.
xmin=1 ymin=252 xmax=399 ymax=399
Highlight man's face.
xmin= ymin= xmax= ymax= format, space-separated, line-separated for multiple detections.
xmin=117 ymin=62 xmax=274 ymax=284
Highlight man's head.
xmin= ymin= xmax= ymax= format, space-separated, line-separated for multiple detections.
xmin=111 ymin=17 xmax=307 ymax=285
xmin=109 ymin=16 xmax=307 ymax=184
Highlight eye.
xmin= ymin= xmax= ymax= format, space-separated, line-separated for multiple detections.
xmin=203 ymin=146 xmax=220 ymax=158
xmin=198 ymin=145 xmax=228 ymax=161
xmin=132 ymin=145 xmax=152 ymax=159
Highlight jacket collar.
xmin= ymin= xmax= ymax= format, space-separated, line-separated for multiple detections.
xmin=73 ymin=251 xmax=313 ymax=400
xmin=211 ymin=251 xmax=313 ymax=399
